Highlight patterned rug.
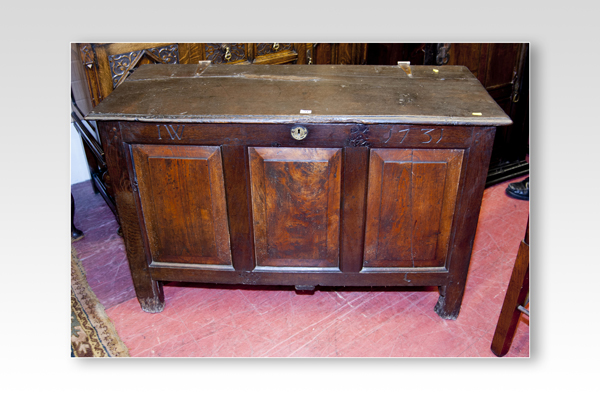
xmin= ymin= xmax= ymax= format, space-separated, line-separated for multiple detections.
xmin=71 ymin=247 xmax=129 ymax=357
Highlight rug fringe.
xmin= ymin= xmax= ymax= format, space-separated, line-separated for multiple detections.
xmin=71 ymin=246 xmax=130 ymax=357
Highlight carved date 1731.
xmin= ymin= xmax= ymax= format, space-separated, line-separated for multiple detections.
xmin=383 ymin=127 xmax=444 ymax=144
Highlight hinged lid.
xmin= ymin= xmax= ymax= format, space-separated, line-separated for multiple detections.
xmin=86 ymin=64 xmax=512 ymax=126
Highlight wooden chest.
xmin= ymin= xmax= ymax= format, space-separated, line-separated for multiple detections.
xmin=87 ymin=63 xmax=511 ymax=319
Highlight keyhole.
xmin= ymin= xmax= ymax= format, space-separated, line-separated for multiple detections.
xmin=291 ymin=126 xmax=308 ymax=140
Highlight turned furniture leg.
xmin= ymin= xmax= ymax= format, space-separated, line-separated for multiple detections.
xmin=491 ymin=218 xmax=529 ymax=356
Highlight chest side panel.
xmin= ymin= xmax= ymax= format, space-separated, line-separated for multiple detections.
xmin=363 ymin=148 xmax=464 ymax=269
xmin=131 ymin=144 xmax=232 ymax=267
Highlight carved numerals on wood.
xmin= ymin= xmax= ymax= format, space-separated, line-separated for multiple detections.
xmin=350 ymin=125 xmax=446 ymax=147
xmin=419 ymin=128 xmax=440 ymax=143
xmin=382 ymin=127 xmax=444 ymax=145
xmin=157 ymin=125 xmax=184 ymax=140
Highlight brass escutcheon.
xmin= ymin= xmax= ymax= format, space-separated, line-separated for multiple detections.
xmin=291 ymin=126 xmax=308 ymax=140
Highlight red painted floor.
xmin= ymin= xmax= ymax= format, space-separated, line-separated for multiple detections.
xmin=71 ymin=175 xmax=529 ymax=357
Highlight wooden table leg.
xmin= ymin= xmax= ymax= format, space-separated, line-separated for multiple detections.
xmin=491 ymin=218 xmax=529 ymax=356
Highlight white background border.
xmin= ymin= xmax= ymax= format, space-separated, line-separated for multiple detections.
xmin=2 ymin=1 xmax=597 ymax=398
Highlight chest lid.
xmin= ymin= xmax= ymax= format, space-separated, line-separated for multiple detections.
xmin=86 ymin=63 xmax=512 ymax=126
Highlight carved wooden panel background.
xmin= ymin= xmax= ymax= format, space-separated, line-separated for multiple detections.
xmin=131 ymin=144 xmax=232 ymax=266
xmin=252 ymin=43 xmax=299 ymax=65
xmin=363 ymin=148 xmax=464 ymax=269
xmin=204 ymin=43 xmax=248 ymax=64
xmin=249 ymin=147 xmax=342 ymax=270
xmin=76 ymin=43 xmax=366 ymax=107
xmin=256 ymin=43 xmax=293 ymax=56
xmin=108 ymin=44 xmax=179 ymax=88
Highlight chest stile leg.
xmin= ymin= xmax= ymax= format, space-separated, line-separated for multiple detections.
xmin=100 ymin=121 xmax=165 ymax=313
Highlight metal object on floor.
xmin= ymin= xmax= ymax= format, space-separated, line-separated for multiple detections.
xmin=485 ymin=160 xmax=529 ymax=188
xmin=517 ymin=305 xmax=529 ymax=317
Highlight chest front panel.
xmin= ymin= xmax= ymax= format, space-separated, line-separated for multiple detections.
xmin=131 ymin=144 xmax=232 ymax=267
xmin=363 ymin=148 xmax=464 ymax=270
xmin=249 ymin=147 xmax=342 ymax=271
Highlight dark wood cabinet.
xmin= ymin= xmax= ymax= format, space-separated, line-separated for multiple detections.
xmin=86 ymin=63 xmax=510 ymax=320
xmin=367 ymin=43 xmax=529 ymax=185
xmin=73 ymin=42 xmax=369 ymax=222
xmin=447 ymin=43 xmax=529 ymax=185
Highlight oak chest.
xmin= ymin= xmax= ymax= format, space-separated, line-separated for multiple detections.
xmin=87 ymin=63 xmax=511 ymax=319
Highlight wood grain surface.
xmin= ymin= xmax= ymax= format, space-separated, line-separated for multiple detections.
xmin=249 ymin=147 xmax=341 ymax=270
xmin=132 ymin=145 xmax=232 ymax=266
xmin=88 ymin=64 xmax=511 ymax=126
xmin=363 ymin=148 xmax=464 ymax=269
